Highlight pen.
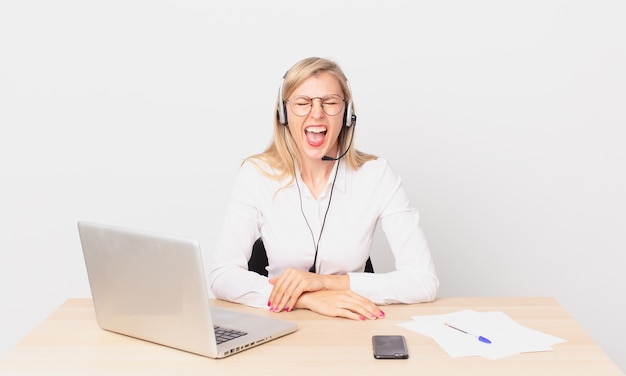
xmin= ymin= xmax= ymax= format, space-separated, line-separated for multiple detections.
xmin=444 ymin=323 xmax=492 ymax=344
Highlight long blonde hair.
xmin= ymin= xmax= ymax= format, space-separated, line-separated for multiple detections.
xmin=247 ymin=57 xmax=377 ymax=185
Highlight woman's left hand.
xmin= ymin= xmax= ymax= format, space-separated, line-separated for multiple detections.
xmin=268 ymin=268 xmax=346 ymax=312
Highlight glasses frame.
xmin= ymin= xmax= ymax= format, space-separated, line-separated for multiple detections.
xmin=286 ymin=95 xmax=346 ymax=117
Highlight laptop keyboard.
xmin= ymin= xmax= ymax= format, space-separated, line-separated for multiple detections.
xmin=214 ymin=326 xmax=248 ymax=345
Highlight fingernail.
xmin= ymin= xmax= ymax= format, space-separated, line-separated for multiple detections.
xmin=379 ymin=310 xmax=385 ymax=317
xmin=370 ymin=314 xmax=377 ymax=319
xmin=285 ymin=307 xmax=290 ymax=312
xmin=267 ymin=300 xmax=271 ymax=307
xmin=359 ymin=315 xmax=366 ymax=321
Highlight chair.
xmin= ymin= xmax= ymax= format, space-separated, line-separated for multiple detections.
xmin=248 ymin=238 xmax=270 ymax=277
xmin=248 ymin=238 xmax=374 ymax=276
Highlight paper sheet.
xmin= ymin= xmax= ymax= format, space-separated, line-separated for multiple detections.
xmin=399 ymin=310 xmax=566 ymax=359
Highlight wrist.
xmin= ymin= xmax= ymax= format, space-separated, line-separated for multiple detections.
xmin=322 ymin=274 xmax=350 ymax=291
xmin=293 ymin=292 xmax=312 ymax=310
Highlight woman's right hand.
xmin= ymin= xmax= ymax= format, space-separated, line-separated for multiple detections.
xmin=268 ymin=268 xmax=327 ymax=312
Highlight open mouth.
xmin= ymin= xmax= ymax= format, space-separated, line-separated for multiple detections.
xmin=305 ymin=126 xmax=327 ymax=147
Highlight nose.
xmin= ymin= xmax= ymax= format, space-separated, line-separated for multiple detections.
xmin=310 ymin=98 xmax=325 ymax=118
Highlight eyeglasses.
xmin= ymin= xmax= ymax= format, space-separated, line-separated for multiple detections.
xmin=287 ymin=95 xmax=346 ymax=117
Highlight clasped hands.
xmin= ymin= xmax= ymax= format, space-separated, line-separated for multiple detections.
xmin=267 ymin=268 xmax=385 ymax=321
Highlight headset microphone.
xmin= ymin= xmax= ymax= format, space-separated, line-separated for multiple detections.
xmin=322 ymin=115 xmax=357 ymax=161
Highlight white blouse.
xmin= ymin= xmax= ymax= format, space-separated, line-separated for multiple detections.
xmin=208 ymin=157 xmax=439 ymax=308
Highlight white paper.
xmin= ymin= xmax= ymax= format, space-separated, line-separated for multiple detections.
xmin=399 ymin=310 xmax=566 ymax=360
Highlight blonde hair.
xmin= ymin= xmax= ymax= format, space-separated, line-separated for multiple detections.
xmin=247 ymin=57 xmax=377 ymax=185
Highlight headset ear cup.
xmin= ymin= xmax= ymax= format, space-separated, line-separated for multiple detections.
xmin=277 ymin=100 xmax=287 ymax=125
xmin=344 ymin=100 xmax=353 ymax=127
xmin=277 ymin=77 xmax=288 ymax=125
xmin=344 ymin=80 xmax=355 ymax=127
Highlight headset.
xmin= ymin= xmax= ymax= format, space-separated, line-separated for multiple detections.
xmin=277 ymin=76 xmax=356 ymax=128
xmin=276 ymin=71 xmax=357 ymax=272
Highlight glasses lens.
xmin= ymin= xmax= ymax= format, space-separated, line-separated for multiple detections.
xmin=321 ymin=95 xmax=344 ymax=116
xmin=289 ymin=95 xmax=345 ymax=117
xmin=291 ymin=96 xmax=313 ymax=116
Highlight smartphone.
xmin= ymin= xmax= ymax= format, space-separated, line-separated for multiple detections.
xmin=372 ymin=335 xmax=409 ymax=359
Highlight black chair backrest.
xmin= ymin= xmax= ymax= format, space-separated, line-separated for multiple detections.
xmin=248 ymin=238 xmax=270 ymax=276
xmin=248 ymin=238 xmax=374 ymax=276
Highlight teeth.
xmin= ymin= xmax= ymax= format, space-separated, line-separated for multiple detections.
xmin=306 ymin=127 xmax=326 ymax=133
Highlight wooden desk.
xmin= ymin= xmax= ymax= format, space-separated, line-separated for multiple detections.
xmin=0 ymin=297 xmax=622 ymax=375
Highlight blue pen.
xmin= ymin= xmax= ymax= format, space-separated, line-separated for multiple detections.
xmin=444 ymin=323 xmax=492 ymax=344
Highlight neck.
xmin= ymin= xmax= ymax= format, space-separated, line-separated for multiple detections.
xmin=299 ymin=159 xmax=335 ymax=199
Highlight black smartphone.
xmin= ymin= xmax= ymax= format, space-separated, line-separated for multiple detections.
xmin=372 ymin=335 xmax=409 ymax=359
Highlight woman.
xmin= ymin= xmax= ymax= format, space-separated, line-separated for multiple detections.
xmin=208 ymin=57 xmax=438 ymax=321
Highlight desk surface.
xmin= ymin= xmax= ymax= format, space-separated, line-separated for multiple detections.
xmin=0 ymin=297 xmax=622 ymax=375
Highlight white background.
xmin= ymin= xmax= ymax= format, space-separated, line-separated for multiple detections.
xmin=1 ymin=0 xmax=624 ymax=371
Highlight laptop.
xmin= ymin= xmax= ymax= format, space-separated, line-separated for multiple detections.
xmin=77 ymin=221 xmax=297 ymax=358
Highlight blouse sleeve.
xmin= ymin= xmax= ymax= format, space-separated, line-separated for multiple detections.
xmin=207 ymin=161 xmax=272 ymax=308
xmin=348 ymin=161 xmax=439 ymax=304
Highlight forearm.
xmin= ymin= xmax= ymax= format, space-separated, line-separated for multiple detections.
xmin=210 ymin=266 xmax=272 ymax=308
xmin=349 ymin=269 xmax=439 ymax=304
